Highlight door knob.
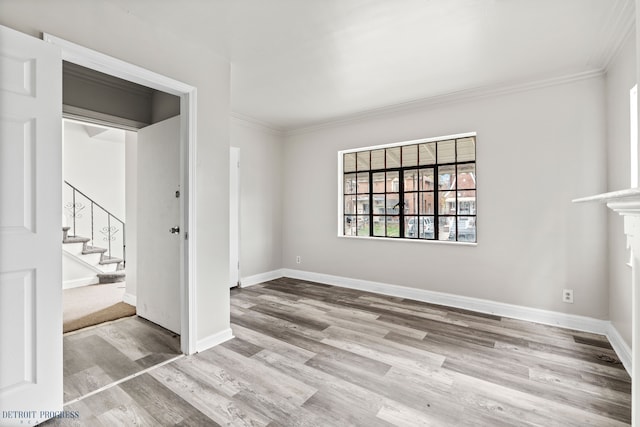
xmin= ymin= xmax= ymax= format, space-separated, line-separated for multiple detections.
xmin=170 ymin=226 xmax=180 ymax=234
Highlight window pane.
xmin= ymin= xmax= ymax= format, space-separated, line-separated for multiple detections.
xmin=357 ymin=151 xmax=370 ymax=171
xmin=386 ymin=194 xmax=400 ymax=214
xmin=357 ymin=172 xmax=369 ymax=193
xmin=386 ymin=171 xmax=399 ymax=192
xmin=419 ymin=142 xmax=436 ymax=165
xmin=371 ymin=149 xmax=385 ymax=169
xmin=457 ymin=164 xmax=476 ymax=189
xmin=344 ymin=216 xmax=356 ymax=236
xmin=372 ymin=172 xmax=385 ymax=193
xmin=405 ymin=216 xmax=418 ymax=238
xmin=420 ymin=192 xmax=435 ymax=214
xmin=344 ymin=173 xmax=356 ymax=194
xmin=457 ymin=216 xmax=476 ymax=242
xmin=386 ymin=147 xmax=401 ymax=168
xmin=402 ymin=145 xmax=418 ymax=167
xmin=438 ymin=217 xmax=456 ymax=241
xmin=373 ymin=216 xmax=385 ymax=236
xmin=438 ymin=165 xmax=455 ymax=190
xmin=457 ymin=137 xmax=475 ymax=162
xmin=344 ymin=195 xmax=357 ymax=214
xmin=357 ymin=194 xmax=370 ymax=214
xmin=404 ymin=193 xmax=417 ymax=215
xmin=438 ymin=140 xmax=455 ymax=163
xmin=372 ymin=194 xmax=385 ymax=214
xmin=344 ymin=153 xmax=356 ymax=172
xmin=386 ymin=216 xmax=400 ymax=237
xmin=356 ymin=216 xmax=370 ymax=236
xmin=457 ymin=191 xmax=475 ymax=215
xmin=420 ymin=216 xmax=435 ymax=239
xmin=404 ymin=169 xmax=419 ymax=191
xmin=440 ymin=192 xmax=456 ymax=215
xmin=420 ymin=168 xmax=434 ymax=190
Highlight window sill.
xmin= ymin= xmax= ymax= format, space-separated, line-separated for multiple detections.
xmin=337 ymin=234 xmax=477 ymax=246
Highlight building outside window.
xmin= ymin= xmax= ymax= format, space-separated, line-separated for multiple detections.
xmin=339 ymin=133 xmax=476 ymax=243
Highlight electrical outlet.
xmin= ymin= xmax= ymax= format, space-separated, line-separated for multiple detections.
xmin=562 ymin=289 xmax=574 ymax=304
xmin=296 ymin=255 xmax=301 ymax=264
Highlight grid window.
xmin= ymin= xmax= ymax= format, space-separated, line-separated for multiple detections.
xmin=340 ymin=134 xmax=476 ymax=243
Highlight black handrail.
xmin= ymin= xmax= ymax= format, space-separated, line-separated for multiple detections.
xmin=64 ymin=180 xmax=126 ymax=266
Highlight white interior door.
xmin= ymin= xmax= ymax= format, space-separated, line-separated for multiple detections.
xmin=0 ymin=25 xmax=63 ymax=424
xmin=230 ymin=147 xmax=240 ymax=287
xmin=137 ymin=116 xmax=181 ymax=334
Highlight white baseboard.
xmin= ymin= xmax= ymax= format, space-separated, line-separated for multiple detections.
xmin=196 ymin=328 xmax=234 ymax=353
xmin=63 ymin=277 xmax=99 ymax=289
xmin=240 ymin=269 xmax=285 ymax=288
xmin=122 ymin=293 xmax=137 ymax=307
xmin=281 ymin=269 xmax=611 ymax=335
xmin=240 ymin=268 xmax=628 ymax=371
xmin=606 ymin=323 xmax=632 ymax=376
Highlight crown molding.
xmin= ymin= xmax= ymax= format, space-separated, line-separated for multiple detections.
xmin=286 ymin=69 xmax=606 ymax=137
xmin=230 ymin=111 xmax=285 ymax=136
xmin=63 ymin=61 xmax=155 ymax=98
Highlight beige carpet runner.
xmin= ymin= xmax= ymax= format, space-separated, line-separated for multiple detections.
xmin=63 ymin=282 xmax=136 ymax=333
xmin=64 ymin=302 xmax=136 ymax=333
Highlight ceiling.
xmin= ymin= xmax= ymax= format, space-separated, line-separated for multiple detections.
xmin=104 ymin=0 xmax=634 ymax=131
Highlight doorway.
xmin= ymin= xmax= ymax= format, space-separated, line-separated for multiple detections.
xmin=45 ymin=33 xmax=197 ymax=355
xmin=47 ymin=34 xmax=197 ymax=407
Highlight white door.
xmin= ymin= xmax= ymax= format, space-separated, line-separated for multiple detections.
xmin=0 ymin=25 xmax=63 ymax=424
xmin=137 ymin=116 xmax=181 ymax=334
xmin=230 ymin=147 xmax=240 ymax=287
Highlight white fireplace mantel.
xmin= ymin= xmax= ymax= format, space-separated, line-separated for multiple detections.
xmin=574 ymin=188 xmax=640 ymax=425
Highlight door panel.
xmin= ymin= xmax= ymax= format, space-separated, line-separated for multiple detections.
xmin=0 ymin=25 xmax=62 ymax=424
xmin=137 ymin=116 xmax=181 ymax=334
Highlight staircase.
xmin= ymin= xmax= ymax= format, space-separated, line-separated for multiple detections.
xmin=62 ymin=226 xmax=125 ymax=284
xmin=63 ymin=181 xmax=126 ymax=286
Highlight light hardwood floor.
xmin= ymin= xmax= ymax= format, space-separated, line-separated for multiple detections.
xmin=43 ymin=278 xmax=630 ymax=426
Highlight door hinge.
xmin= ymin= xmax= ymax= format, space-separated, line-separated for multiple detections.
xmin=184 ymin=232 xmax=188 ymax=240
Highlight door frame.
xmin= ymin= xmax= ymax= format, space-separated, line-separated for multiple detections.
xmin=44 ymin=34 xmax=197 ymax=355
xmin=230 ymin=147 xmax=240 ymax=287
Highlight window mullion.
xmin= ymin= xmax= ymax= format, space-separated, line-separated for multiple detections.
xmin=399 ymin=167 xmax=405 ymax=238
xmin=369 ymin=170 xmax=373 ymax=237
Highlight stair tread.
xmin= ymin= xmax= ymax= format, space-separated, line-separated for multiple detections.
xmin=100 ymin=256 xmax=124 ymax=265
xmin=98 ymin=271 xmax=126 ymax=284
xmin=97 ymin=271 xmax=126 ymax=277
xmin=83 ymin=246 xmax=107 ymax=254
xmin=63 ymin=236 xmax=90 ymax=244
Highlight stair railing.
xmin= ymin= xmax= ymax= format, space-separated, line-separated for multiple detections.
xmin=63 ymin=181 xmax=126 ymax=266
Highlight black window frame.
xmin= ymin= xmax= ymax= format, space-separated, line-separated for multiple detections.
xmin=340 ymin=134 xmax=476 ymax=243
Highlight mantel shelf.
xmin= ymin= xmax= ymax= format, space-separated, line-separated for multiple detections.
xmin=573 ymin=188 xmax=640 ymax=204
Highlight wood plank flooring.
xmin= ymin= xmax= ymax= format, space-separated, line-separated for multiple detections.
xmin=42 ymin=278 xmax=631 ymax=426
xmin=62 ymin=315 xmax=181 ymax=403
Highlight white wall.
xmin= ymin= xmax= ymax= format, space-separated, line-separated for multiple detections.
xmin=230 ymin=117 xmax=284 ymax=280
xmin=283 ymin=76 xmax=609 ymax=319
xmin=63 ymin=121 xmax=125 ymax=221
xmin=1 ymin=0 xmax=231 ymax=342
xmin=606 ymin=30 xmax=636 ymax=347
